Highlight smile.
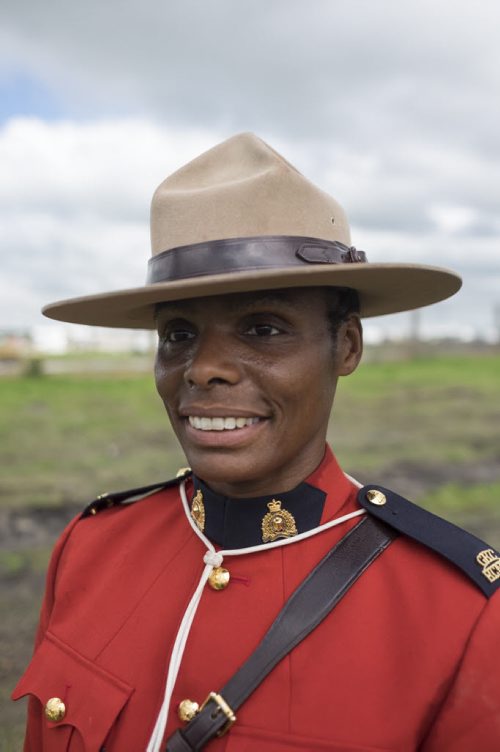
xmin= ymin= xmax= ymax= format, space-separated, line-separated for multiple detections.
xmin=188 ymin=416 xmax=261 ymax=431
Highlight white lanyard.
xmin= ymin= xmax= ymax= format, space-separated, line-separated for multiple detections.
xmin=146 ymin=478 xmax=365 ymax=752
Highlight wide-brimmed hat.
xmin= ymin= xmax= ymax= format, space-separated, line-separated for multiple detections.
xmin=43 ymin=133 xmax=461 ymax=328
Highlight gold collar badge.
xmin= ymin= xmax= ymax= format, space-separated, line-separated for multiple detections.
xmin=261 ymin=499 xmax=298 ymax=543
xmin=476 ymin=548 xmax=500 ymax=583
xmin=191 ymin=489 xmax=205 ymax=532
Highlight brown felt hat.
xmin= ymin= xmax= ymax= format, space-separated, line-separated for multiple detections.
xmin=43 ymin=132 xmax=461 ymax=328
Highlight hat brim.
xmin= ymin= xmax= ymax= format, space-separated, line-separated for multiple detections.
xmin=42 ymin=263 xmax=461 ymax=329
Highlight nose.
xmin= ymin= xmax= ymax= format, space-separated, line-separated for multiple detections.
xmin=184 ymin=330 xmax=242 ymax=389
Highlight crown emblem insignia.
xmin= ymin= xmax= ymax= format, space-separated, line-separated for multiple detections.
xmin=476 ymin=548 xmax=500 ymax=583
xmin=261 ymin=499 xmax=298 ymax=543
xmin=190 ymin=489 xmax=205 ymax=532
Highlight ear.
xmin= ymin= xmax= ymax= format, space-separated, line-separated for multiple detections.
xmin=337 ymin=314 xmax=363 ymax=376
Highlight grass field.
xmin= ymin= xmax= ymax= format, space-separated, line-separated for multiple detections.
xmin=1 ymin=354 xmax=499 ymax=508
xmin=1 ymin=352 xmax=499 ymax=746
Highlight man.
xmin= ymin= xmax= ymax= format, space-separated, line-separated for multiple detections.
xmin=13 ymin=133 xmax=500 ymax=750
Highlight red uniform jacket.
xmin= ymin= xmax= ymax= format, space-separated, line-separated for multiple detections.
xmin=13 ymin=449 xmax=500 ymax=750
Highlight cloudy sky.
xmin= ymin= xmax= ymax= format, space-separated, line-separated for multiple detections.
xmin=1 ymin=0 xmax=499 ymax=344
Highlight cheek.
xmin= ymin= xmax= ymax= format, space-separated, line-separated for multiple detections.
xmin=302 ymin=354 xmax=337 ymax=409
xmin=273 ymin=351 xmax=336 ymax=416
xmin=154 ymin=353 xmax=178 ymax=406
xmin=153 ymin=353 xmax=166 ymax=397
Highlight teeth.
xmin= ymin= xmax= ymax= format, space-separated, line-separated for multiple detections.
xmin=188 ymin=416 xmax=260 ymax=431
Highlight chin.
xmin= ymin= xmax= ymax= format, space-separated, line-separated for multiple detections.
xmin=190 ymin=457 xmax=251 ymax=484
xmin=185 ymin=451 xmax=261 ymax=493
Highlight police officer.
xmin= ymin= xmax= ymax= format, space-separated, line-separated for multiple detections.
xmin=14 ymin=134 xmax=500 ymax=750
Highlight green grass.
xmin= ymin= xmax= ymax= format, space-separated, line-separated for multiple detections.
xmin=1 ymin=354 xmax=499 ymax=511
xmin=0 ymin=549 xmax=52 ymax=577
xmin=422 ymin=481 xmax=500 ymax=513
xmin=0 ymin=374 xmax=185 ymax=507
xmin=330 ymin=354 xmax=500 ymax=474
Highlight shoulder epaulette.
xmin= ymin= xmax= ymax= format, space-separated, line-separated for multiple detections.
xmin=358 ymin=484 xmax=500 ymax=598
xmin=81 ymin=467 xmax=192 ymax=518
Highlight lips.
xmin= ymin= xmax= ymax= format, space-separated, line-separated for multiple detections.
xmin=188 ymin=416 xmax=261 ymax=431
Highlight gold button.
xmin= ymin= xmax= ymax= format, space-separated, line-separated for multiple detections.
xmin=208 ymin=566 xmax=230 ymax=590
xmin=178 ymin=698 xmax=199 ymax=722
xmin=366 ymin=489 xmax=387 ymax=506
xmin=44 ymin=697 xmax=66 ymax=722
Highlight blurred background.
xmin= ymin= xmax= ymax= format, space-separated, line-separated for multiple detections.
xmin=1 ymin=1 xmax=499 ymax=747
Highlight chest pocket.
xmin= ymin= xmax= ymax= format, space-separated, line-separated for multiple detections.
xmin=225 ymin=725 xmax=390 ymax=751
xmin=12 ymin=631 xmax=133 ymax=752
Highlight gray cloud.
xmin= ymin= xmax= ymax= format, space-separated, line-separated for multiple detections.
xmin=1 ymin=0 xmax=499 ymax=338
xmin=2 ymin=0 xmax=499 ymax=148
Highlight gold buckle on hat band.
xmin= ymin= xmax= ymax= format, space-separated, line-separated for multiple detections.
xmin=147 ymin=235 xmax=367 ymax=284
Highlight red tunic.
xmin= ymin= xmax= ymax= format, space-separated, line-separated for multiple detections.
xmin=13 ymin=449 xmax=500 ymax=750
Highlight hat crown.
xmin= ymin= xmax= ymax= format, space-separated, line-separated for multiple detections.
xmin=150 ymin=132 xmax=351 ymax=254
xmin=42 ymin=132 xmax=462 ymax=328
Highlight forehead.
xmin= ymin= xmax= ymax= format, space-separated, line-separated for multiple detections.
xmin=156 ymin=287 xmax=329 ymax=318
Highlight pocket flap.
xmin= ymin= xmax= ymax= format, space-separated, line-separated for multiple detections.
xmin=13 ymin=631 xmax=133 ymax=751
xmin=226 ymin=725 xmax=389 ymax=751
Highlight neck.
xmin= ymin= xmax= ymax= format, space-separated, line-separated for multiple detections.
xmin=196 ymin=444 xmax=328 ymax=499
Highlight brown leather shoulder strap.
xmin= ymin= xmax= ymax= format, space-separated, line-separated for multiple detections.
xmin=166 ymin=516 xmax=397 ymax=751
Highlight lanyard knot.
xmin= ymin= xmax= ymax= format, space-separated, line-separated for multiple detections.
xmin=204 ymin=550 xmax=224 ymax=568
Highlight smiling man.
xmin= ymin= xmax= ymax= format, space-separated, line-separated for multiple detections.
xmin=13 ymin=134 xmax=500 ymax=750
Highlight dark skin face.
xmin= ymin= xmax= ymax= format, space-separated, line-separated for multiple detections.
xmin=154 ymin=287 xmax=363 ymax=498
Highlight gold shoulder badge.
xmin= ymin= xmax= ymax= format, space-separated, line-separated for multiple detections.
xmin=191 ymin=489 xmax=205 ymax=532
xmin=261 ymin=499 xmax=298 ymax=543
xmin=476 ymin=549 xmax=500 ymax=583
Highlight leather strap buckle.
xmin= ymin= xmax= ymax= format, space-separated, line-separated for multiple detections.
xmin=199 ymin=692 xmax=236 ymax=737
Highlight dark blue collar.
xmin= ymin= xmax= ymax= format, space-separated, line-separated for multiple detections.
xmin=191 ymin=476 xmax=327 ymax=549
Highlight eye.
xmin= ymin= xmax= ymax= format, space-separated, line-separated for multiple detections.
xmin=245 ymin=323 xmax=281 ymax=337
xmin=157 ymin=318 xmax=196 ymax=346
xmin=164 ymin=329 xmax=195 ymax=343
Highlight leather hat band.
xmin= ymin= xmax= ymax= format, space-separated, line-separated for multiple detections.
xmin=147 ymin=235 xmax=368 ymax=284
